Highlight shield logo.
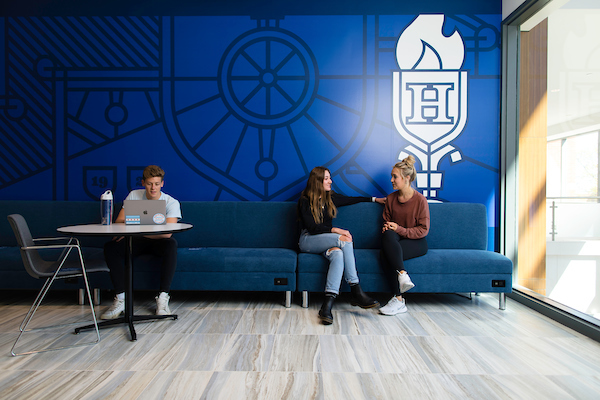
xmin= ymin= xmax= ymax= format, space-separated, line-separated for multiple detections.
xmin=392 ymin=15 xmax=468 ymax=199
xmin=83 ymin=166 xmax=117 ymax=201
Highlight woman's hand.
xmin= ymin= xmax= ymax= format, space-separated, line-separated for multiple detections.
xmin=374 ymin=197 xmax=386 ymax=204
xmin=382 ymin=222 xmax=399 ymax=232
xmin=332 ymin=227 xmax=353 ymax=242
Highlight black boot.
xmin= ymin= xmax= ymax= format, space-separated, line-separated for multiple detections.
xmin=318 ymin=293 xmax=336 ymax=325
xmin=350 ymin=283 xmax=379 ymax=309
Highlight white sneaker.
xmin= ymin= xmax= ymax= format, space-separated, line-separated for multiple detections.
xmin=398 ymin=271 xmax=415 ymax=293
xmin=101 ymin=296 xmax=125 ymax=320
xmin=379 ymin=296 xmax=407 ymax=315
xmin=155 ymin=292 xmax=171 ymax=315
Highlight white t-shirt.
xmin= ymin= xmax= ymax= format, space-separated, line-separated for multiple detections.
xmin=124 ymin=189 xmax=182 ymax=220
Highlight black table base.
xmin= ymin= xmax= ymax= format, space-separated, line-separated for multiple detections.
xmin=74 ymin=235 xmax=177 ymax=341
xmin=74 ymin=314 xmax=177 ymax=341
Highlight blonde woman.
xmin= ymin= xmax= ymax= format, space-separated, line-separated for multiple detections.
xmin=297 ymin=166 xmax=384 ymax=325
xmin=379 ymin=156 xmax=430 ymax=315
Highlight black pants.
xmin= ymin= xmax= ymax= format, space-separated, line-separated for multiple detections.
xmin=381 ymin=229 xmax=428 ymax=295
xmin=104 ymin=236 xmax=178 ymax=294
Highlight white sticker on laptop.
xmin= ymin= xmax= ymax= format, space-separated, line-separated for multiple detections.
xmin=153 ymin=213 xmax=166 ymax=224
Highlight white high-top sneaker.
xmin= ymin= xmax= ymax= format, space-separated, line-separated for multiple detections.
xmin=155 ymin=292 xmax=171 ymax=315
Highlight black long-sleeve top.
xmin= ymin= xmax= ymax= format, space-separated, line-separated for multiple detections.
xmin=297 ymin=192 xmax=371 ymax=235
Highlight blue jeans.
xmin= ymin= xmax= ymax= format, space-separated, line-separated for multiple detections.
xmin=298 ymin=230 xmax=359 ymax=295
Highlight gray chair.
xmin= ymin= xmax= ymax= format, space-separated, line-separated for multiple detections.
xmin=7 ymin=214 xmax=109 ymax=356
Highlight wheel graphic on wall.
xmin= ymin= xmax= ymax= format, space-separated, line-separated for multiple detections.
xmin=162 ymin=20 xmax=376 ymax=200
xmin=218 ymin=29 xmax=318 ymax=128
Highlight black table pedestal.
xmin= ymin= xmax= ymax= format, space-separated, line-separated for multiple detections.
xmin=74 ymin=236 xmax=177 ymax=341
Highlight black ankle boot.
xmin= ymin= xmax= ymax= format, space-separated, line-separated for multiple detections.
xmin=350 ymin=283 xmax=380 ymax=309
xmin=318 ymin=293 xmax=336 ymax=325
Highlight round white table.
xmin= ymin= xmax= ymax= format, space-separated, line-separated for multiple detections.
xmin=57 ymin=223 xmax=193 ymax=341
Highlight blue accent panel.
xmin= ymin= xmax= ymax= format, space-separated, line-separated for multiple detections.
xmin=0 ymin=2 xmax=502 ymax=246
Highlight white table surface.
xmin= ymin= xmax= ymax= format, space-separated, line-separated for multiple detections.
xmin=57 ymin=223 xmax=193 ymax=236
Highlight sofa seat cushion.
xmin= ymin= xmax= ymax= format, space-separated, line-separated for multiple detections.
xmin=133 ymin=247 xmax=297 ymax=273
xmin=403 ymin=249 xmax=513 ymax=274
xmin=298 ymin=249 xmax=512 ymax=275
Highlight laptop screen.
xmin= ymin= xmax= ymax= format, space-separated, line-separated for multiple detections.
xmin=124 ymin=200 xmax=167 ymax=225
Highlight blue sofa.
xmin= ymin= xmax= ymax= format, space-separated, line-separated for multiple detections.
xmin=0 ymin=200 xmax=512 ymax=309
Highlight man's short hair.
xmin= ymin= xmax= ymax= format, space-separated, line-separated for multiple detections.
xmin=143 ymin=165 xmax=165 ymax=181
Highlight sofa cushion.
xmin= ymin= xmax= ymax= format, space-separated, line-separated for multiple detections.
xmin=298 ymin=249 xmax=512 ymax=275
xmin=320 ymin=202 xmax=489 ymax=251
xmin=333 ymin=202 xmax=384 ymax=249
xmin=176 ymin=201 xmax=298 ymax=249
xmin=427 ymin=202 xmax=488 ymax=250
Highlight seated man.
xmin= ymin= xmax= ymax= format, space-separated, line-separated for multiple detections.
xmin=101 ymin=165 xmax=182 ymax=319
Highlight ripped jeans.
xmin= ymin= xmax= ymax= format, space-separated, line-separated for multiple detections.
xmin=298 ymin=230 xmax=359 ymax=295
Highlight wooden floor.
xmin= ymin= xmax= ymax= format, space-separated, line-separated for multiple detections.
xmin=1 ymin=290 xmax=600 ymax=399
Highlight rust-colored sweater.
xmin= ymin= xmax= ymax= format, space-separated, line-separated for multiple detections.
xmin=383 ymin=190 xmax=430 ymax=239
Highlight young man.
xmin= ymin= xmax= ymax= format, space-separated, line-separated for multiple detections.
xmin=101 ymin=165 xmax=182 ymax=319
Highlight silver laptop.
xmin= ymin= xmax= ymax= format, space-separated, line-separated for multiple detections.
xmin=124 ymin=200 xmax=167 ymax=225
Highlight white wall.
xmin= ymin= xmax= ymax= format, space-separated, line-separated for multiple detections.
xmin=503 ymin=0 xmax=527 ymax=20
xmin=547 ymin=241 xmax=600 ymax=318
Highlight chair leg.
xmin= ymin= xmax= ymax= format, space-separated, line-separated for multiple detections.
xmin=78 ymin=252 xmax=101 ymax=345
xmin=12 ymin=276 xmax=57 ymax=356
xmin=11 ymin=250 xmax=102 ymax=356
xmin=18 ymin=277 xmax=52 ymax=333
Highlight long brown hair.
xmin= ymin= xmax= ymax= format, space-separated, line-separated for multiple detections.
xmin=301 ymin=167 xmax=337 ymax=223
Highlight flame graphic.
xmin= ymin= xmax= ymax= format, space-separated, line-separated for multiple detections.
xmin=396 ymin=15 xmax=465 ymax=70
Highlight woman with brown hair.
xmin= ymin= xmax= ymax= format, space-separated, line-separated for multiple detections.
xmin=297 ymin=166 xmax=384 ymax=325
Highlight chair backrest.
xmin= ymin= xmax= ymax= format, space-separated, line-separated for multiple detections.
xmin=7 ymin=214 xmax=47 ymax=279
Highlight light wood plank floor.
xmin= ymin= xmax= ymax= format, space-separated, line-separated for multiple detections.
xmin=1 ymin=290 xmax=600 ymax=399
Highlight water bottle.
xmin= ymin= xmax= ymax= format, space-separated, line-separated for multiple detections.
xmin=101 ymin=190 xmax=113 ymax=225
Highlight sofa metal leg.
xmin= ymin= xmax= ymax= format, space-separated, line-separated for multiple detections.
xmin=302 ymin=291 xmax=309 ymax=308
xmin=285 ymin=291 xmax=291 ymax=308
xmin=79 ymin=288 xmax=101 ymax=305
xmin=499 ymin=293 xmax=506 ymax=310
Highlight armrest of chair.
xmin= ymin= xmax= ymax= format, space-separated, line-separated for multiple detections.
xmin=33 ymin=237 xmax=80 ymax=245
xmin=21 ymin=243 xmax=81 ymax=251
xmin=23 ymin=241 xmax=82 ymax=260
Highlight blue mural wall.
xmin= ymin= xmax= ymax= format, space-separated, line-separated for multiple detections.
xmin=0 ymin=1 xmax=501 ymax=246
